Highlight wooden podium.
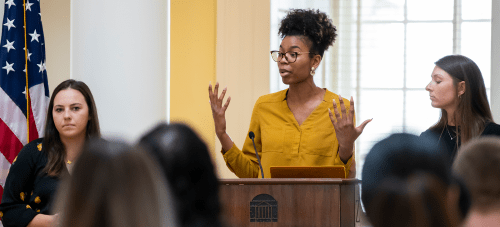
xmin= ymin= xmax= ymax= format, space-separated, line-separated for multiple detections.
xmin=219 ymin=178 xmax=361 ymax=227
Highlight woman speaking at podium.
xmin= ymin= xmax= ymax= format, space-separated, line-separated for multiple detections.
xmin=208 ymin=9 xmax=371 ymax=178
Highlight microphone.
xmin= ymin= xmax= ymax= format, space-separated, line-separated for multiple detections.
xmin=249 ymin=131 xmax=264 ymax=178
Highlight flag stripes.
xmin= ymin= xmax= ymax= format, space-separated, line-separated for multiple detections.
xmin=0 ymin=0 xmax=49 ymax=208
xmin=0 ymin=87 xmax=28 ymax=146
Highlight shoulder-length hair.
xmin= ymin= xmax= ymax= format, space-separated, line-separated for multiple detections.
xmin=430 ymin=55 xmax=493 ymax=144
xmin=139 ymin=123 xmax=221 ymax=227
xmin=367 ymin=173 xmax=459 ymax=227
xmin=42 ymin=79 xmax=100 ymax=176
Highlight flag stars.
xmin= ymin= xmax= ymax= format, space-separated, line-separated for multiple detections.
xmin=3 ymin=61 xmax=15 ymax=75
xmin=26 ymin=0 xmax=34 ymax=11
xmin=29 ymin=30 xmax=41 ymax=42
xmin=3 ymin=18 xmax=15 ymax=31
xmin=3 ymin=40 xmax=15 ymax=53
xmin=5 ymin=0 xmax=15 ymax=9
xmin=24 ymin=47 xmax=32 ymax=61
xmin=37 ymin=60 xmax=45 ymax=73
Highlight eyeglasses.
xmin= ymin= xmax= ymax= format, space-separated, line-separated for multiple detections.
xmin=270 ymin=51 xmax=312 ymax=63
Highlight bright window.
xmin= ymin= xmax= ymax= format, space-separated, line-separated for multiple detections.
xmin=270 ymin=0 xmax=492 ymax=178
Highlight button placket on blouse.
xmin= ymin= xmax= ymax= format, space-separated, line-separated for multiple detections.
xmin=294 ymin=128 xmax=302 ymax=154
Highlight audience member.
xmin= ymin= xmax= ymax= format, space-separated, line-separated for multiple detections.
xmin=368 ymin=172 xmax=454 ymax=226
xmin=453 ymin=137 xmax=500 ymax=226
xmin=54 ymin=139 xmax=177 ymax=227
xmin=139 ymin=123 xmax=222 ymax=227
xmin=362 ymin=133 xmax=465 ymax=227
xmin=421 ymin=55 xmax=500 ymax=165
xmin=0 ymin=79 xmax=100 ymax=227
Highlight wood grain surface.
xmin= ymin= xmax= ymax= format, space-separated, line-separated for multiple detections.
xmin=219 ymin=178 xmax=360 ymax=227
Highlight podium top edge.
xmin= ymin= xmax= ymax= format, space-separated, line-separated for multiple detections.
xmin=218 ymin=178 xmax=361 ymax=185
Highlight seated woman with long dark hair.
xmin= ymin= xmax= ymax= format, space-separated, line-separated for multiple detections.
xmin=0 ymin=79 xmax=100 ymax=227
xmin=421 ymin=55 xmax=500 ymax=164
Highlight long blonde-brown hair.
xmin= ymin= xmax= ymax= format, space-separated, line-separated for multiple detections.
xmin=430 ymin=55 xmax=493 ymax=144
xmin=54 ymin=139 xmax=177 ymax=227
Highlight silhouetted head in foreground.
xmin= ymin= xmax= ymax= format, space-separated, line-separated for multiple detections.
xmin=453 ymin=137 xmax=500 ymax=226
xmin=362 ymin=133 xmax=465 ymax=227
xmin=139 ymin=123 xmax=221 ymax=227
xmin=55 ymin=138 xmax=176 ymax=227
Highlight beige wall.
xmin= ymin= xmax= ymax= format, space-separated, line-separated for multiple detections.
xmin=170 ymin=0 xmax=271 ymax=179
xmin=170 ymin=0 xmax=217 ymax=161
xmin=215 ymin=0 xmax=270 ymax=178
xmin=40 ymin=1 xmax=70 ymax=95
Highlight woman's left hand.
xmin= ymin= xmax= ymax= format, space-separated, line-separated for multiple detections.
xmin=328 ymin=96 xmax=372 ymax=153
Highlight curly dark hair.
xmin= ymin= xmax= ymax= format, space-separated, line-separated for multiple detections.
xmin=278 ymin=9 xmax=337 ymax=57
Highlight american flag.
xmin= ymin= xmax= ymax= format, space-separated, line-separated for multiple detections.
xmin=0 ymin=0 xmax=49 ymax=206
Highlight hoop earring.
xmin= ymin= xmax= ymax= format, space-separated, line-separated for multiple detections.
xmin=310 ymin=67 xmax=316 ymax=76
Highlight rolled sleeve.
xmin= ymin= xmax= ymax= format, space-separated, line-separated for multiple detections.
xmin=334 ymin=150 xmax=355 ymax=178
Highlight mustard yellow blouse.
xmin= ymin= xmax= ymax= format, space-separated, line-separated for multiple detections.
xmin=222 ymin=89 xmax=355 ymax=178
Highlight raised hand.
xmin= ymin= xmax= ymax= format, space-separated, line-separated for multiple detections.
xmin=328 ymin=96 xmax=372 ymax=156
xmin=208 ymin=82 xmax=231 ymax=138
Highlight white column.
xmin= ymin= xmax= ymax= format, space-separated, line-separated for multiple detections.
xmin=71 ymin=0 xmax=168 ymax=141
xmin=492 ymin=0 xmax=500 ymax=122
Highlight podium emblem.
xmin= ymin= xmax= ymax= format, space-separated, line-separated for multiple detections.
xmin=250 ymin=194 xmax=278 ymax=222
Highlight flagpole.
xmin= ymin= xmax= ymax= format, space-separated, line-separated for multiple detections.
xmin=23 ymin=0 xmax=30 ymax=142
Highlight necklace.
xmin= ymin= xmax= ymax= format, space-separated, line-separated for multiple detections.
xmin=446 ymin=125 xmax=457 ymax=140
xmin=66 ymin=160 xmax=74 ymax=174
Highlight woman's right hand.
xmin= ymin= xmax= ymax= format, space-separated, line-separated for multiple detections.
xmin=27 ymin=214 xmax=58 ymax=227
xmin=208 ymin=82 xmax=231 ymax=138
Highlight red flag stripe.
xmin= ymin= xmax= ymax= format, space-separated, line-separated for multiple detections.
xmin=0 ymin=132 xmax=15 ymax=200
xmin=28 ymin=105 xmax=39 ymax=142
xmin=0 ymin=185 xmax=4 ymax=201
xmin=0 ymin=87 xmax=28 ymax=146
xmin=0 ymin=119 xmax=23 ymax=163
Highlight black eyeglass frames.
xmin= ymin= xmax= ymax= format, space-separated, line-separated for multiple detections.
xmin=270 ymin=51 xmax=312 ymax=63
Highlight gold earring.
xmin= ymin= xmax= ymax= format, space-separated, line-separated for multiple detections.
xmin=310 ymin=67 xmax=316 ymax=76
